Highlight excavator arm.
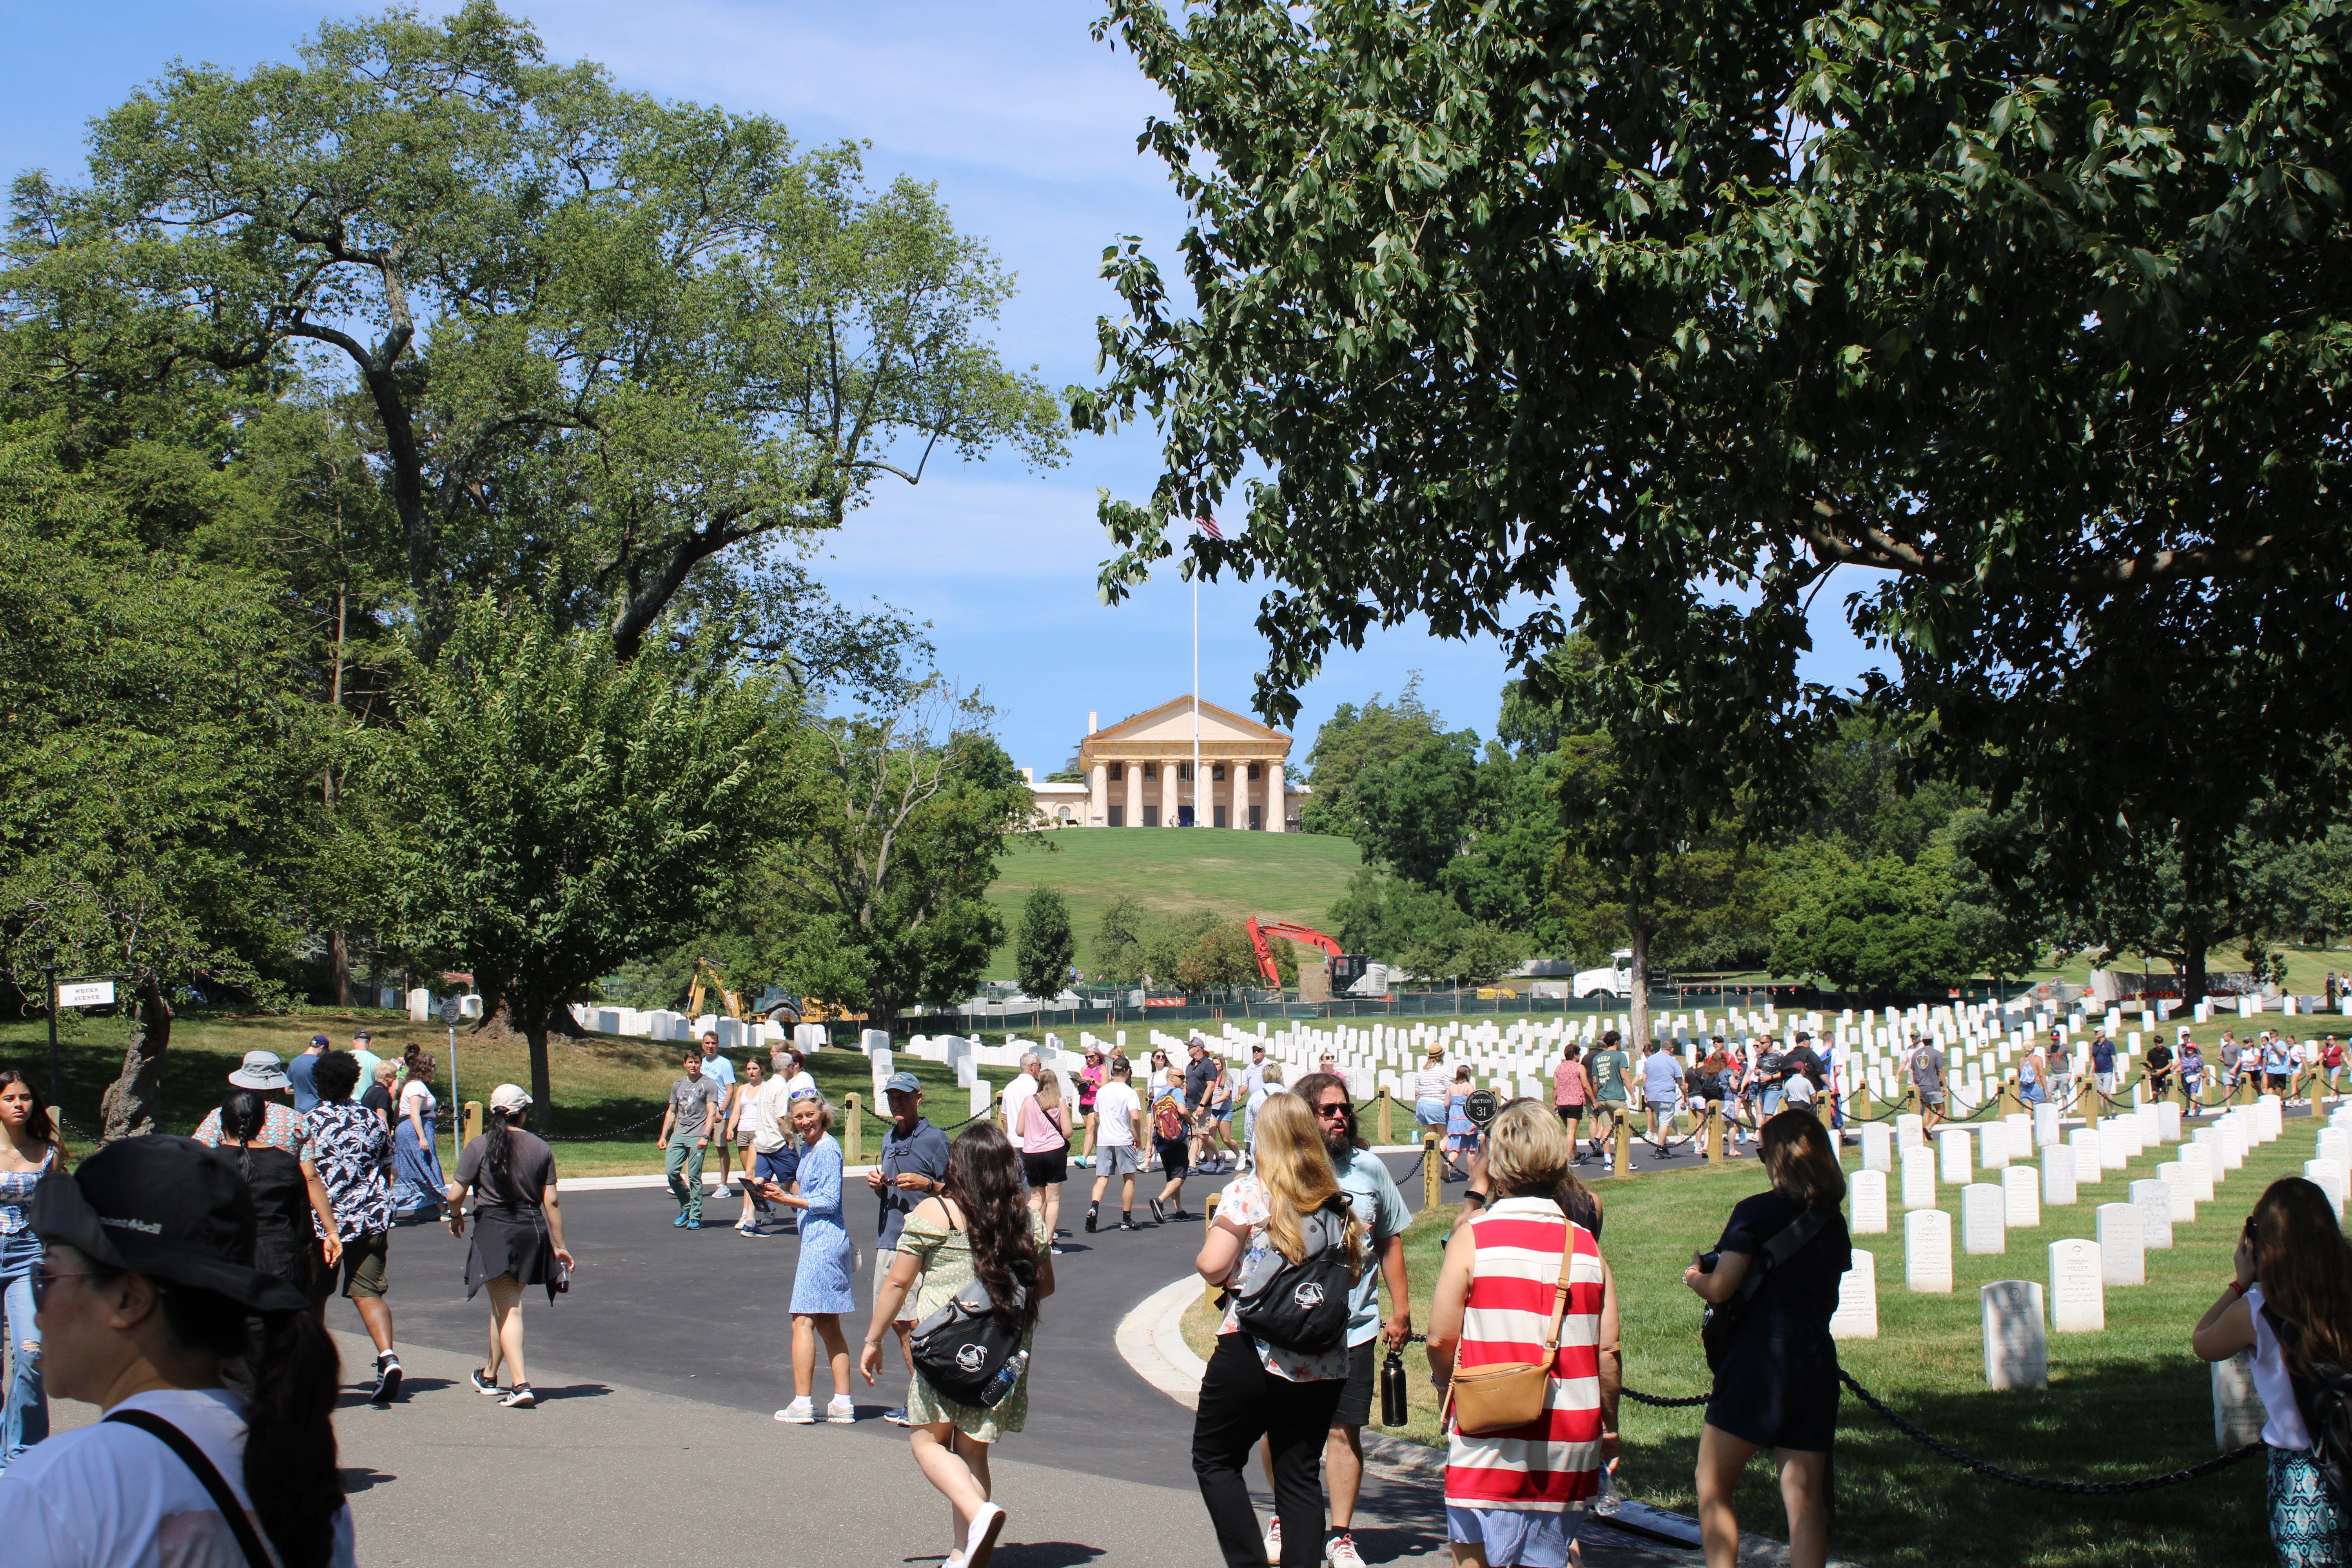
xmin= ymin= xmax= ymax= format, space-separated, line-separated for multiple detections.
xmin=1245 ymin=916 xmax=1344 ymax=986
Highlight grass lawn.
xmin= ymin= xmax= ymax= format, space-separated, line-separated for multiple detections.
xmin=0 ymin=1009 xmax=1026 ymax=1177
xmin=1186 ymin=1099 xmax=2300 ymax=1568
xmin=983 ymin=828 xmax=1363 ymax=980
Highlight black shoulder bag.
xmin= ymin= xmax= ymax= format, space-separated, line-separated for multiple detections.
xmin=1700 ymin=1206 xmax=1832 ymax=1371
xmin=1229 ymin=1196 xmax=1356 ymax=1357
xmin=909 ymin=1214 xmax=1034 ymax=1408
xmin=105 ymin=1408 xmax=275 ymax=1568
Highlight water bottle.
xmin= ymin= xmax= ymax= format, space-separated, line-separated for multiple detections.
xmin=1379 ymin=1350 xmax=1408 ymax=1426
xmin=980 ymin=1348 xmax=1029 ymax=1407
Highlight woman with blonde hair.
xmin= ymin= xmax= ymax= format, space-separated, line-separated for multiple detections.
xmin=2193 ymin=1176 xmax=2352 ymax=1564
xmin=1192 ymin=1092 xmax=1364 ymax=1566
xmin=1429 ymin=1101 xmax=1619 ymax=1568
xmin=766 ymin=1091 xmax=857 ymax=1424
xmin=1683 ymin=1111 xmax=1851 ymax=1568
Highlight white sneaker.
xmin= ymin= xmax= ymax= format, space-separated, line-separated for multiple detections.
xmin=1263 ymin=1515 xmax=1281 ymax=1564
xmin=964 ymin=1501 xmax=1007 ymax=1568
xmin=826 ymin=1396 xmax=855 ymax=1424
xmin=775 ymin=1397 xmax=815 ymax=1424
xmin=1325 ymin=1532 xmax=1366 ymax=1568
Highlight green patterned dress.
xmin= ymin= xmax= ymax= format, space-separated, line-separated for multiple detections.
xmin=898 ymin=1204 xmax=1050 ymax=1441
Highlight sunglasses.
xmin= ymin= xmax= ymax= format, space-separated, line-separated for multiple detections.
xmin=789 ymin=1088 xmax=822 ymax=1103
xmin=31 ymin=1269 xmax=108 ymax=1307
xmin=1314 ymin=1100 xmax=1353 ymax=1120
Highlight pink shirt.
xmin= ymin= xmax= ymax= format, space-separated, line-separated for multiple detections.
xmin=1553 ymin=1060 xmax=1588 ymax=1107
xmin=1017 ymin=1093 xmax=1068 ymax=1156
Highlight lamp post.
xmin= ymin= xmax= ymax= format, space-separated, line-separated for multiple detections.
xmin=39 ymin=945 xmax=57 ymax=1109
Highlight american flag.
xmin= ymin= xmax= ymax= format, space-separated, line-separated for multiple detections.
xmin=1196 ymin=515 xmax=1223 ymax=539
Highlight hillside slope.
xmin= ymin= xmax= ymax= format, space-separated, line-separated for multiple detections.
xmin=983 ymin=828 xmax=1363 ymax=980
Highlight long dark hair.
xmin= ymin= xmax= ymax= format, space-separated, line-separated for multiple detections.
xmin=0 ymin=1067 xmax=56 ymax=1143
xmin=2253 ymin=1176 xmax=2352 ymax=1375
xmin=155 ymin=1283 xmax=344 ymax=1567
xmin=220 ymin=1089 xmax=268 ymax=1185
xmin=485 ymin=1104 xmax=515 ymax=1187
xmin=1760 ymin=1110 xmax=1846 ymax=1209
xmin=944 ymin=1121 xmax=1040 ymax=1332
xmin=401 ymin=1044 xmax=436 ymax=1083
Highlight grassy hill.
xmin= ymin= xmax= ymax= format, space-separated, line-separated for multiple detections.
xmin=982 ymin=827 xmax=1363 ymax=980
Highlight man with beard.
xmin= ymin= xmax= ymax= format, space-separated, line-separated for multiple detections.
xmin=1274 ymin=1071 xmax=1412 ymax=1568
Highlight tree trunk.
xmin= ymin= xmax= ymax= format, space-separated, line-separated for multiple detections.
xmin=330 ymin=931 xmax=352 ymax=1007
xmin=98 ymin=976 xmax=174 ymax=1142
xmin=524 ymin=1022 xmax=554 ymax=1136
xmin=2183 ymin=939 xmax=2210 ymax=1007
xmin=1628 ymin=884 xmax=1651 ymax=1049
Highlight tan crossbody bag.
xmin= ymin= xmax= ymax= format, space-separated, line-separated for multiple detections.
xmin=1443 ymin=1233 xmax=1575 ymax=1437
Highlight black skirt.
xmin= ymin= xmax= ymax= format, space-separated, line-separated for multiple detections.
xmin=1706 ymin=1327 xmax=1840 ymax=1452
xmin=465 ymin=1205 xmax=560 ymax=1301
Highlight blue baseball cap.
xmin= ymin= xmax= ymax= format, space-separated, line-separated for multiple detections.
xmin=883 ymin=1072 xmax=922 ymax=1096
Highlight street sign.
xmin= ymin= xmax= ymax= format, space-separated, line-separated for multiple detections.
xmin=437 ymin=997 xmax=466 ymax=1024
xmin=57 ymin=980 xmax=116 ymax=1008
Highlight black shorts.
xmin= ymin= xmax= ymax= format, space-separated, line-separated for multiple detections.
xmin=1557 ymin=1104 xmax=1585 ymax=1123
xmin=1332 ymin=1338 xmax=1377 ymax=1427
xmin=1021 ymin=1149 xmax=1069 ymax=1187
xmin=1155 ymin=1138 xmax=1191 ymax=1177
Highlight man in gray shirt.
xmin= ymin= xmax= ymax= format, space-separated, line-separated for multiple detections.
xmin=657 ymin=1049 xmax=724 ymax=1228
xmin=1908 ymin=1034 xmax=1947 ymax=1134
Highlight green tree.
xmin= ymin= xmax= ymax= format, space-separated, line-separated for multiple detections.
xmin=1349 ymin=731 xmax=1481 ymax=885
xmin=1080 ymin=0 xmax=2352 ymax=936
xmin=1296 ymin=675 xmax=1445 ymax=836
xmin=756 ymin=682 xmax=1028 ymax=1025
xmin=373 ymin=596 xmax=789 ymax=1126
xmin=1015 ymin=887 xmax=1076 ymax=1000
xmin=1769 ymin=842 xmax=1978 ymax=992
xmin=0 ymin=441 xmax=324 ymax=1135
xmin=11 ymin=2 xmax=1064 ymax=656
xmin=1091 ymin=895 xmax=1151 ymax=989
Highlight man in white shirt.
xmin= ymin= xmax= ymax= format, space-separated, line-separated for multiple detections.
xmin=1000 ymin=1049 xmax=1044 ymax=1144
xmin=1086 ymin=1058 xmax=1144 ymax=1232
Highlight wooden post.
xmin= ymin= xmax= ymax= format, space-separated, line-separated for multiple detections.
xmin=1614 ymin=1116 xmax=1633 ymax=1176
xmin=1815 ymin=1096 xmax=1835 ymax=1134
xmin=844 ymin=1092 xmax=863 ymax=1165
xmin=1854 ymin=1078 xmax=1874 ymax=1122
xmin=2310 ymin=1069 xmax=2327 ymax=1118
xmin=1999 ymin=1077 xmax=2023 ymax=1119
xmin=462 ymin=1101 xmax=483 ymax=1148
xmin=1706 ymin=1105 xmax=1726 ymax=1165
xmin=1424 ymin=1131 xmax=1442 ymax=1210
xmin=1377 ymin=1086 xmax=1394 ymax=1145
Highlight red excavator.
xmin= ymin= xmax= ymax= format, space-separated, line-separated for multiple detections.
xmin=1245 ymin=917 xmax=1372 ymax=992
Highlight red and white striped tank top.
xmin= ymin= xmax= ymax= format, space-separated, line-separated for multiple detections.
xmin=1444 ymin=1197 xmax=1607 ymax=1512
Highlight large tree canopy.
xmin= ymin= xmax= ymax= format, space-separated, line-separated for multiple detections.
xmin=1081 ymin=0 xmax=2352 ymax=906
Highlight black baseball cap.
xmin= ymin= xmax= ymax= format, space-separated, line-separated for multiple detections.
xmin=31 ymin=1136 xmax=307 ymax=1313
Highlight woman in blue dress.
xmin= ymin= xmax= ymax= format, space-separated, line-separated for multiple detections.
xmin=391 ymin=1045 xmax=449 ymax=1220
xmin=0 ymin=1069 xmax=57 ymax=1470
xmin=766 ymin=1089 xmax=857 ymax=1424
xmin=1442 ymin=1065 xmax=1476 ymax=1180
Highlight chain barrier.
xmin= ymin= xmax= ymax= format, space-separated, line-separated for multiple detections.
xmin=543 ymin=1110 xmax=667 ymax=1143
xmin=1621 ymin=1385 xmax=1713 ymax=1408
xmin=55 ymin=1110 xmax=97 ymax=1144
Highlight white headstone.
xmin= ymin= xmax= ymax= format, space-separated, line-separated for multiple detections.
xmin=2130 ymin=1178 xmax=2175 ymax=1249
xmin=2042 ymin=1142 xmax=2078 ymax=1207
xmin=2305 ymin=1158 xmax=2347 ymax=1220
xmin=2096 ymin=1202 xmax=2145 ymax=1285
xmin=1905 ymin=1207 xmax=1955 ymax=1293
xmin=2047 ymin=1238 xmax=2105 ymax=1332
xmin=2259 ymin=1095 xmax=2285 ymax=1140
xmin=1901 ymin=1145 xmax=1938 ymax=1210
xmin=1940 ymin=1127 xmax=1975 ymax=1185
xmin=2157 ymin=1160 xmax=2198 ymax=1225
xmin=2322 ymin=1127 xmax=2352 ymax=1170
xmin=1979 ymin=1122 xmax=2011 ymax=1170
xmin=1982 ymin=1280 xmax=2049 ymax=1390
xmin=2114 ymin=1112 xmax=2146 ymax=1160
xmin=1962 ymin=1182 xmax=2008 ymax=1254
xmin=969 ymin=1076 xmax=993 ymax=1120
xmin=2070 ymin=1127 xmax=2105 ymax=1185
xmin=406 ymin=987 xmax=432 ymax=1023
xmin=2034 ymin=1101 xmax=2061 ymax=1148
xmin=2215 ymin=1351 xmax=2269 ymax=1450
xmin=1861 ymin=1123 xmax=1893 ymax=1172
xmin=2098 ymin=1120 xmax=2130 ymax=1171
xmin=2181 ymin=1142 xmax=2216 ymax=1203
xmin=2156 ymin=1101 xmax=2183 ymax=1143
xmin=1896 ymin=1113 xmax=1925 ymax=1152
xmin=1850 ymin=1168 xmax=1889 ymax=1234
xmin=2003 ymin=1163 xmax=2042 ymax=1229
xmin=1830 ymin=1250 xmax=1879 ymax=1340
xmin=2219 ymin=1117 xmax=2248 ymax=1170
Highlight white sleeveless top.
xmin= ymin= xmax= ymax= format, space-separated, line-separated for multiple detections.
xmin=2247 ymin=1284 xmax=2314 ymax=1450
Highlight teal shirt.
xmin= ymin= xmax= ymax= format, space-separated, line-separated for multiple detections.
xmin=1589 ymin=1048 xmax=1631 ymax=1102
xmin=1331 ymin=1145 xmax=1413 ymax=1347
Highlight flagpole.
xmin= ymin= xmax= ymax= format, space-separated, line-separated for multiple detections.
xmin=1192 ymin=568 xmax=1201 ymax=829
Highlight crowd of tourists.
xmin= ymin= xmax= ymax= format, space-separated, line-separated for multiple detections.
xmin=2 ymin=1017 xmax=2350 ymax=1568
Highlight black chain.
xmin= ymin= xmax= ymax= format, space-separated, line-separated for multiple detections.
xmin=55 ymin=1110 xmax=96 ymax=1144
xmin=1621 ymin=1385 xmax=1712 ymax=1408
xmin=543 ymin=1110 xmax=667 ymax=1142
xmin=1834 ymin=1368 xmax=2265 ymax=1493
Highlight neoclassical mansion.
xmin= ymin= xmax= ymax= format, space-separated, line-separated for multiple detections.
xmin=1022 ymin=698 xmax=1307 ymax=830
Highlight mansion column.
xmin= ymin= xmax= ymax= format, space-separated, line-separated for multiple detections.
xmin=1229 ymin=760 xmax=1247 ymax=828
xmin=1123 ymin=760 xmax=1140 ymax=827
xmin=1160 ymin=756 xmax=1179 ymax=827
xmin=1089 ymin=761 xmax=1107 ymax=826
xmin=1272 ymin=760 xmax=1290 ymax=831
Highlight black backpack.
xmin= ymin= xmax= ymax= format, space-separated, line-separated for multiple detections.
xmin=1230 ymin=1196 xmax=1356 ymax=1356
xmin=909 ymin=1220 xmax=1033 ymax=1407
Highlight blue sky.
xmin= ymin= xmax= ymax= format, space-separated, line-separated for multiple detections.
xmin=3 ymin=1 xmax=1878 ymax=775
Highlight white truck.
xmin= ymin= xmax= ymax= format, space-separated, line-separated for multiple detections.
xmin=1572 ymin=949 xmax=1636 ymax=999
